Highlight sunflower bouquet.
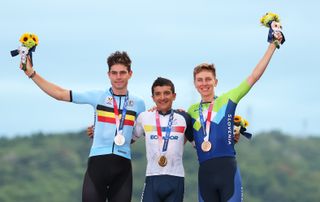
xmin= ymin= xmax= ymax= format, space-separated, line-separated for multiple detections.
xmin=11 ymin=32 xmax=39 ymax=71
xmin=260 ymin=12 xmax=285 ymax=48
xmin=234 ymin=115 xmax=252 ymax=140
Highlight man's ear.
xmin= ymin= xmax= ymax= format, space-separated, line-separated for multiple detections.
xmin=173 ymin=93 xmax=177 ymax=100
xmin=214 ymin=78 xmax=218 ymax=87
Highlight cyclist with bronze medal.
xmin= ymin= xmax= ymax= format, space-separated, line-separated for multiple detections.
xmin=188 ymin=29 xmax=284 ymax=201
xmin=199 ymin=100 xmax=215 ymax=152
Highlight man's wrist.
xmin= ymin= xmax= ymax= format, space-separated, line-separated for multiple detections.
xmin=28 ymin=70 xmax=36 ymax=79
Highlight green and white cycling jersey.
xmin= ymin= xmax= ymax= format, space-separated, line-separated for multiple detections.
xmin=188 ymin=80 xmax=251 ymax=163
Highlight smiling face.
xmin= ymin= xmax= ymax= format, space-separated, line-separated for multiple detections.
xmin=108 ymin=64 xmax=132 ymax=95
xmin=194 ymin=70 xmax=217 ymax=102
xmin=152 ymin=85 xmax=176 ymax=113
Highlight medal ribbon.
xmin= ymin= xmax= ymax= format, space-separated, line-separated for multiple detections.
xmin=110 ymin=88 xmax=129 ymax=136
xmin=199 ymin=100 xmax=214 ymax=141
xmin=155 ymin=110 xmax=174 ymax=155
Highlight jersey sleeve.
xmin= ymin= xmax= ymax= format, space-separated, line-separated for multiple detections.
xmin=226 ymin=79 xmax=251 ymax=104
xmin=176 ymin=110 xmax=194 ymax=142
xmin=71 ymin=90 xmax=103 ymax=107
xmin=215 ymin=79 xmax=251 ymax=110
xmin=135 ymin=98 xmax=146 ymax=117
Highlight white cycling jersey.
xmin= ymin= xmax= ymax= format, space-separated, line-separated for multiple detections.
xmin=133 ymin=109 xmax=193 ymax=177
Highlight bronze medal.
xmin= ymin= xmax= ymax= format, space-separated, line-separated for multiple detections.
xmin=158 ymin=155 xmax=167 ymax=167
xmin=201 ymin=141 xmax=212 ymax=152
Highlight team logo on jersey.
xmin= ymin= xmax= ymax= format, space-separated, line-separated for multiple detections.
xmin=150 ymin=135 xmax=179 ymax=140
xmin=128 ymin=100 xmax=134 ymax=107
xmin=227 ymin=114 xmax=233 ymax=145
xmin=172 ymin=118 xmax=178 ymax=126
xmin=105 ymin=97 xmax=113 ymax=105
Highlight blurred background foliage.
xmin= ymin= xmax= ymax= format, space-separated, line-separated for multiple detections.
xmin=0 ymin=131 xmax=319 ymax=202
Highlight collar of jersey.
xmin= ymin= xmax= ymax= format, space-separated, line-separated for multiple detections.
xmin=157 ymin=109 xmax=173 ymax=116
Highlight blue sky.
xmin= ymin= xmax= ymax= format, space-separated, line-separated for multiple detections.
xmin=1 ymin=1 xmax=319 ymax=137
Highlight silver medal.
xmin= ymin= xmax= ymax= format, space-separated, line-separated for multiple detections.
xmin=114 ymin=134 xmax=125 ymax=146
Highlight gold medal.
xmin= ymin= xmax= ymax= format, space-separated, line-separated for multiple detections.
xmin=201 ymin=141 xmax=212 ymax=152
xmin=158 ymin=155 xmax=167 ymax=167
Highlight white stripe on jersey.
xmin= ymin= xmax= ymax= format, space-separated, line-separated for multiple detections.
xmin=133 ymin=111 xmax=187 ymax=177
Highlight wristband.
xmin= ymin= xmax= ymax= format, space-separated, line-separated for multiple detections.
xmin=28 ymin=70 xmax=36 ymax=79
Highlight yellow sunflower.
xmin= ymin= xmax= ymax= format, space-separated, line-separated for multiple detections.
xmin=31 ymin=33 xmax=39 ymax=45
xmin=234 ymin=115 xmax=242 ymax=125
xmin=19 ymin=33 xmax=31 ymax=44
xmin=19 ymin=32 xmax=39 ymax=48
xmin=243 ymin=119 xmax=249 ymax=127
xmin=260 ymin=12 xmax=280 ymax=27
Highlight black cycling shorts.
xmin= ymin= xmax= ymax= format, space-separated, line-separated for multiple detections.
xmin=82 ymin=154 xmax=132 ymax=202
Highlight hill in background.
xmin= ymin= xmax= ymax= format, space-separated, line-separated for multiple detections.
xmin=0 ymin=131 xmax=319 ymax=202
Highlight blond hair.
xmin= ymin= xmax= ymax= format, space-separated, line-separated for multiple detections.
xmin=193 ymin=63 xmax=216 ymax=80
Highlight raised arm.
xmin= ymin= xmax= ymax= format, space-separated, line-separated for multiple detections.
xmin=22 ymin=57 xmax=71 ymax=102
xmin=247 ymin=32 xmax=283 ymax=86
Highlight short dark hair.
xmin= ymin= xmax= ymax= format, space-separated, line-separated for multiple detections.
xmin=193 ymin=63 xmax=216 ymax=80
xmin=107 ymin=51 xmax=132 ymax=72
xmin=151 ymin=77 xmax=175 ymax=95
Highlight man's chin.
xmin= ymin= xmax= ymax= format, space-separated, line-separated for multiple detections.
xmin=114 ymin=85 xmax=126 ymax=90
xmin=200 ymin=92 xmax=210 ymax=96
xmin=158 ymin=106 xmax=171 ymax=112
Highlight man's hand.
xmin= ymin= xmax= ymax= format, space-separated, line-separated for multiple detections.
xmin=274 ymin=31 xmax=284 ymax=44
xmin=20 ymin=56 xmax=35 ymax=78
xmin=234 ymin=126 xmax=241 ymax=143
xmin=87 ymin=125 xmax=94 ymax=138
xmin=269 ymin=21 xmax=285 ymax=48
xmin=147 ymin=106 xmax=157 ymax=112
